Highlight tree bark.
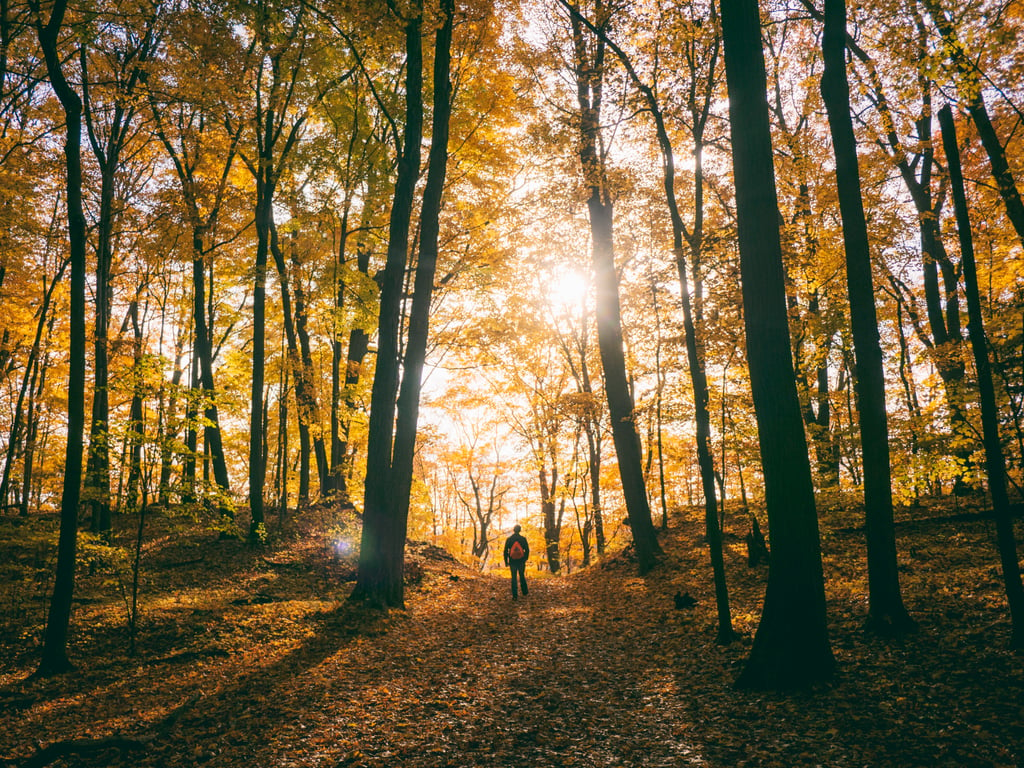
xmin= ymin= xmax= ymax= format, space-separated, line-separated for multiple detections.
xmin=249 ymin=173 xmax=272 ymax=539
xmin=721 ymin=0 xmax=834 ymax=689
xmin=565 ymin=0 xmax=730 ymax=622
xmin=352 ymin=5 xmax=425 ymax=608
xmin=938 ymin=104 xmax=1024 ymax=648
xmin=190 ymin=234 xmax=232 ymax=511
xmin=569 ymin=1 xmax=660 ymax=573
xmin=35 ymin=0 xmax=86 ymax=676
xmin=821 ymin=0 xmax=914 ymax=634
xmin=389 ymin=0 xmax=455 ymax=603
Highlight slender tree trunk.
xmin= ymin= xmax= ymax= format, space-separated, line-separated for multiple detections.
xmin=540 ymin=465 xmax=562 ymax=573
xmin=939 ymin=105 xmax=1024 ymax=648
xmin=289 ymin=219 xmax=330 ymax=496
xmin=182 ymin=344 xmax=198 ymax=502
xmin=191 ymin=232 xmax=232 ymax=512
xmin=721 ymin=0 xmax=834 ymax=689
xmin=652 ymin=282 xmax=668 ymax=530
xmin=250 ymin=178 xmax=272 ymax=539
xmin=125 ymin=298 xmax=145 ymax=515
xmin=268 ymin=218 xmax=314 ymax=505
xmin=922 ymin=0 xmax=1024 ymax=250
xmin=587 ymin=421 xmax=605 ymax=556
xmin=569 ymin=3 xmax=660 ymax=572
xmin=575 ymin=302 xmax=604 ymax=555
xmin=808 ymin=1 xmax=971 ymax=468
xmin=85 ymin=168 xmax=114 ymax=533
xmin=332 ymin=216 xmax=373 ymax=500
xmin=336 ymin=251 xmax=372 ymax=495
xmin=0 ymin=258 xmax=67 ymax=507
xmin=35 ymin=0 xmax=87 ymax=676
xmin=588 ymin=192 xmax=661 ymax=571
xmin=21 ymin=348 xmax=47 ymax=517
xmin=277 ymin=353 xmax=290 ymax=525
xmin=821 ymin=0 xmax=914 ymax=634
xmin=568 ymin=0 xmax=730 ymax=628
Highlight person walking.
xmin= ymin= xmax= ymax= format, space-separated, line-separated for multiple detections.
xmin=503 ymin=524 xmax=530 ymax=600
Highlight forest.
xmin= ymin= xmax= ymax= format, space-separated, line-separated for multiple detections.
xmin=1 ymin=0 xmax=1023 ymax=764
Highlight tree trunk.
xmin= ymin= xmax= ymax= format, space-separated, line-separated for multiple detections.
xmin=191 ymin=231 xmax=232 ymax=512
xmin=568 ymin=0 xmax=731 ymax=630
xmin=352 ymin=6 xmax=425 ymax=609
xmin=721 ymin=0 xmax=834 ymax=689
xmin=389 ymin=0 xmax=454 ymax=601
xmin=588 ymin=193 xmax=661 ymax=572
xmin=250 ymin=176 xmax=272 ymax=540
xmin=84 ymin=167 xmax=113 ymax=533
xmin=289 ymin=221 xmax=330 ymax=497
xmin=821 ymin=0 xmax=914 ymax=635
xmin=36 ymin=0 xmax=87 ymax=676
xmin=331 ymin=217 xmax=373 ymax=500
xmin=0 ymin=258 xmax=67 ymax=508
xmin=125 ymin=298 xmax=145 ymax=515
xmin=540 ymin=465 xmax=562 ymax=573
xmin=586 ymin=419 xmax=604 ymax=556
xmin=21 ymin=345 xmax=48 ymax=518
xmin=268 ymin=218 xmax=316 ymax=506
xmin=569 ymin=3 xmax=660 ymax=573
xmin=938 ymin=104 xmax=1024 ymax=648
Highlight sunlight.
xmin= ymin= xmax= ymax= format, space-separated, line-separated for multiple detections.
xmin=546 ymin=269 xmax=590 ymax=314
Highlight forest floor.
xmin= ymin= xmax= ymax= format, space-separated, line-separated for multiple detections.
xmin=1 ymin=496 xmax=1023 ymax=768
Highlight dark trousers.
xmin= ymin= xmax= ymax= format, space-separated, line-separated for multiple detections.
xmin=509 ymin=560 xmax=528 ymax=598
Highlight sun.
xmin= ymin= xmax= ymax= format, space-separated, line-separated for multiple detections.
xmin=546 ymin=269 xmax=590 ymax=314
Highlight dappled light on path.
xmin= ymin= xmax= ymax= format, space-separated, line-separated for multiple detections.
xmin=258 ymin=573 xmax=708 ymax=767
xmin=3 ymin=510 xmax=1023 ymax=767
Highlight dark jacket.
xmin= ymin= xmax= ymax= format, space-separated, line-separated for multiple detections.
xmin=503 ymin=533 xmax=529 ymax=565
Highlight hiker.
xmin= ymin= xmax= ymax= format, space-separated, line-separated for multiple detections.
xmin=503 ymin=524 xmax=530 ymax=600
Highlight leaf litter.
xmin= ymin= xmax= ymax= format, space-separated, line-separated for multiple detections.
xmin=1 ymin=497 xmax=1022 ymax=767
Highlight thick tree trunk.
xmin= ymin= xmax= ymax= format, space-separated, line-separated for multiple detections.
xmin=821 ymin=0 xmax=914 ymax=634
xmin=352 ymin=7 xmax=425 ymax=609
xmin=721 ymin=0 xmax=834 ymax=689
xmin=939 ymin=105 xmax=1024 ymax=648
xmin=36 ymin=0 xmax=86 ymax=676
xmin=389 ymin=0 xmax=454 ymax=602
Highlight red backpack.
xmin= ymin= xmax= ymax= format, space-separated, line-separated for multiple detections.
xmin=509 ymin=540 xmax=525 ymax=560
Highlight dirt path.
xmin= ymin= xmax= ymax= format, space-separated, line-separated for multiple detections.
xmin=143 ymin=566 xmax=705 ymax=768
xmin=8 ymin=515 xmax=1023 ymax=768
